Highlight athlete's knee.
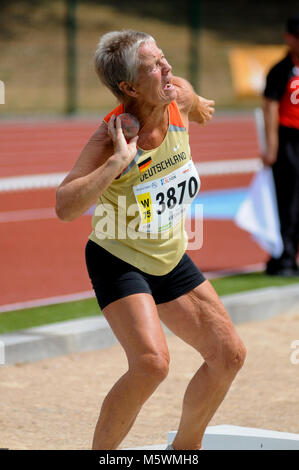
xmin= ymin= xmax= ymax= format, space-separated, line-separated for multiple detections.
xmin=224 ymin=338 xmax=246 ymax=375
xmin=130 ymin=351 xmax=170 ymax=384
xmin=213 ymin=336 xmax=246 ymax=379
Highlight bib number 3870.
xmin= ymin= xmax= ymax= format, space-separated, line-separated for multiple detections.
xmin=133 ymin=161 xmax=200 ymax=233
xmin=156 ymin=177 xmax=199 ymax=214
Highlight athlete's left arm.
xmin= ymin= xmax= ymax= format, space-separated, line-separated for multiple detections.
xmin=173 ymin=76 xmax=215 ymax=125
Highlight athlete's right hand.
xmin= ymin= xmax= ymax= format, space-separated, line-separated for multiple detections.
xmin=108 ymin=114 xmax=138 ymax=170
xmin=261 ymin=150 xmax=277 ymax=167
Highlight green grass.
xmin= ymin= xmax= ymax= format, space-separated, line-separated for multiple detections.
xmin=0 ymin=297 xmax=100 ymax=334
xmin=210 ymin=272 xmax=299 ymax=297
xmin=0 ymin=272 xmax=298 ymax=334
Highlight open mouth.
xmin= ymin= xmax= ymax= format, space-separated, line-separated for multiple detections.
xmin=163 ymin=81 xmax=175 ymax=91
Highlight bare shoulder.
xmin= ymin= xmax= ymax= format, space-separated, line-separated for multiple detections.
xmin=60 ymin=120 xmax=113 ymax=186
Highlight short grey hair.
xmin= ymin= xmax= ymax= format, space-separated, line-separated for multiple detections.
xmin=94 ymin=30 xmax=155 ymax=101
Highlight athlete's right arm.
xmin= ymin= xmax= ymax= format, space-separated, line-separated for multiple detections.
xmin=262 ymin=97 xmax=280 ymax=166
xmin=55 ymin=115 xmax=138 ymax=222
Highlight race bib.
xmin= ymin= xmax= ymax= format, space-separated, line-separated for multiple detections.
xmin=133 ymin=160 xmax=200 ymax=233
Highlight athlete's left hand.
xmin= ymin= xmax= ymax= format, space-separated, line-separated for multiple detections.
xmin=197 ymin=96 xmax=215 ymax=125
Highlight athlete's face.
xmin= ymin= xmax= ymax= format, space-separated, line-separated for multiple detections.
xmin=134 ymin=41 xmax=177 ymax=105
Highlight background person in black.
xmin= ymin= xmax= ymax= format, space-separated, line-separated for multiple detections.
xmin=262 ymin=14 xmax=299 ymax=276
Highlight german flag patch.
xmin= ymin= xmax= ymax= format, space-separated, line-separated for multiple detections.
xmin=138 ymin=156 xmax=152 ymax=173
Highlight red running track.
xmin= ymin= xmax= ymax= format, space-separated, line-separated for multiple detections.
xmin=0 ymin=116 xmax=267 ymax=308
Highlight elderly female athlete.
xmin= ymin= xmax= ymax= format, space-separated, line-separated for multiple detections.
xmin=55 ymin=30 xmax=246 ymax=450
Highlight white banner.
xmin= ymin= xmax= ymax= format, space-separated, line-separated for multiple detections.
xmin=234 ymin=167 xmax=283 ymax=258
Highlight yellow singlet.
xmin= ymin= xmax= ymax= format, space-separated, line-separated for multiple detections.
xmin=89 ymin=101 xmax=200 ymax=275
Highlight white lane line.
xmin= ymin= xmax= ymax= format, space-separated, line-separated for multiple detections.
xmin=0 ymin=208 xmax=56 ymax=223
xmin=0 ymin=173 xmax=66 ymax=192
xmin=196 ymin=158 xmax=262 ymax=175
xmin=0 ymin=291 xmax=95 ymax=314
xmin=0 ymin=159 xmax=262 ymax=192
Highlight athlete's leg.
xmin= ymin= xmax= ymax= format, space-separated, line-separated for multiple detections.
xmin=92 ymin=293 xmax=170 ymax=450
xmin=157 ymin=280 xmax=246 ymax=450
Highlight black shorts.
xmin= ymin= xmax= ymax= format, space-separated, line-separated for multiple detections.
xmin=85 ymin=239 xmax=206 ymax=310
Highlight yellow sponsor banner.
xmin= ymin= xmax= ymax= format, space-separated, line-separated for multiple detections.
xmin=229 ymin=46 xmax=287 ymax=97
xmin=137 ymin=192 xmax=153 ymax=225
